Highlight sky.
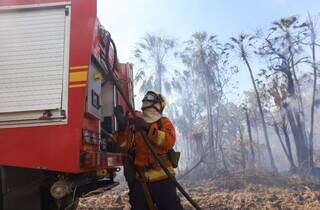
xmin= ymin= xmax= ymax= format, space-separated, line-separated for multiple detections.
xmin=97 ymin=0 xmax=320 ymax=100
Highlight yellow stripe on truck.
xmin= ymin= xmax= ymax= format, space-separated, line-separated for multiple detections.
xmin=69 ymin=84 xmax=86 ymax=88
xmin=69 ymin=71 xmax=88 ymax=82
xmin=70 ymin=65 xmax=88 ymax=71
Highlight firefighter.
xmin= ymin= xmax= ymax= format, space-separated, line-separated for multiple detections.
xmin=114 ymin=91 xmax=183 ymax=210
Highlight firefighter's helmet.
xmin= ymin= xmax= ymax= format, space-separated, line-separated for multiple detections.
xmin=141 ymin=91 xmax=166 ymax=113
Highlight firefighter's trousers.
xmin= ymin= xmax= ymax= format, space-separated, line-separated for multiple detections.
xmin=128 ymin=178 xmax=184 ymax=210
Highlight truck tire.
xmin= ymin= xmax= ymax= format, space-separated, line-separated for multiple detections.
xmin=41 ymin=188 xmax=78 ymax=210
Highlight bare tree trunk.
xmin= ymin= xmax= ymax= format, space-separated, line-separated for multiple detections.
xmin=273 ymin=121 xmax=295 ymax=169
xmin=194 ymin=133 xmax=204 ymax=161
xmin=245 ymin=108 xmax=255 ymax=163
xmin=280 ymin=118 xmax=296 ymax=170
xmin=205 ymin=79 xmax=214 ymax=156
xmin=291 ymin=61 xmax=307 ymax=134
xmin=253 ymin=112 xmax=260 ymax=143
xmin=186 ymin=134 xmax=192 ymax=163
xmin=291 ymin=65 xmax=309 ymax=164
xmin=288 ymin=32 xmax=308 ymax=140
xmin=239 ymin=126 xmax=246 ymax=170
xmin=281 ymin=67 xmax=309 ymax=168
xmin=252 ymin=112 xmax=262 ymax=164
xmin=199 ymin=54 xmax=215 ymax=166
xmin=284 ymin=104 xmax=309 ymax=168
xmin=308 ymin=15 xmax=317 ymax=168
xmin=243 ymin=57 xmax=277 ymax=171
xmin=215 ymin=98 xmax=222 ymax=154
xmin=288 ymin=37 xmax=310 ymax=169
xmin=219 ymin=144 xmax=228 ymax=171
xmin=274 ymin=122 xmax=289 ymax=158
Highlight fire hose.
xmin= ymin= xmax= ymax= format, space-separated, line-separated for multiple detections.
xmin=100 ymin=32 xmax=202 ymax=210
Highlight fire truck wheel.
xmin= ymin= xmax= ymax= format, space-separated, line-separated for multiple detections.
xmin=41 ymin=188 xmax=78 ymax=210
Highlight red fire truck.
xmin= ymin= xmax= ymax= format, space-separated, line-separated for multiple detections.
xmin=0 ymin=0 xmax=134 ymax=209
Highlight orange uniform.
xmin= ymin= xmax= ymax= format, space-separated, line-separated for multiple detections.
xmin=117 ymin=117 xmax=176 ymax=182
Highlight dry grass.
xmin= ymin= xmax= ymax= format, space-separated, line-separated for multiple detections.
xmin=77 ymin=171 xmax=320 ymax=210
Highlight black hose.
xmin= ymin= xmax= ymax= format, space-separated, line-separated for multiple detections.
xmin=103 ymin=32 xmax=202 ymax=210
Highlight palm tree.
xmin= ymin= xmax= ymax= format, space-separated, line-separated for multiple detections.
xmin=227 ymin=34 xmax=277 ymax=171
xmin=258 ymin=16 xmax=310 ymax=169
xmin=133 ymin=33 xmax=177 ymax=94
xmin=181 ymin=32 xmax=221 ymax=163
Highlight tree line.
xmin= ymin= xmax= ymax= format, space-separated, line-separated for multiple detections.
xmin=133 ymin=14 xmax=320 ymax=179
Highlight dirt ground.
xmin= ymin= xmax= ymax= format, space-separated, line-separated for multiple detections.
xmin=77 ymin=171 xmax=320 ymax=210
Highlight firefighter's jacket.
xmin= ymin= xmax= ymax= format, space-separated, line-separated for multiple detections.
xmin=116 ymin=117 xmax=176 ymax=182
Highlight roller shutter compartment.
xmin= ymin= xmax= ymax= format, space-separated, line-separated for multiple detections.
xmin=0 ymin=5 xmax=70 ymax=125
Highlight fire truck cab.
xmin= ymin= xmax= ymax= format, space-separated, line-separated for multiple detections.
xmin=0 ymin=0 xmax=133 ymax=209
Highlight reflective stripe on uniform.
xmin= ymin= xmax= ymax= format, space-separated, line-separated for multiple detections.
xmin=144 ymin=166 xmax=174 ymax=182
xmin=155 ymin=130 xmax=166 ymax=146
xmin=119 ymin=140 xmax=127 ymax=148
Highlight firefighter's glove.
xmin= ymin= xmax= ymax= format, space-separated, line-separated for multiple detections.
xmin=134 ymin=117 xmax=149 ymax=131
xmin=113 ymin=105 xmax=128 ymax=131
